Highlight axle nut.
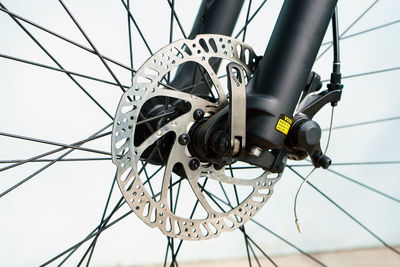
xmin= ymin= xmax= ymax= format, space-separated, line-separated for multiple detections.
xmin=298 ymin=120 xmax=321 ymax=147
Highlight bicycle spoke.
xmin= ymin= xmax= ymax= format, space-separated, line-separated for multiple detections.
xmin=68 ymin=174 xmax=118 ymax=266
xmin=138 ymin=147 xmax=158 ymax=175
xmin=242 ymin=0 xmax=253 ymax=42
xmin=135 ymin=111 xmax=175 ymax=127
xmin=0 ymin=53 xmax=129 ymax=88
xmin=78 ymin=181 xmax=119 ymax=266
xmin=201 ymin=186 xmax=277 ymax=267
xmin=86 ymin=174 xmax=118 ymax=266
xmin=169 ymin=0 xmax=175 ymax=45
xmin=0 ymin=124 xmax=111 ymax=198
xmin=226 ymin=166 xmax=259 ymax=170
xmin=0 ymin=131 xmax=112 ymax=157
xmin=218 ymin=182 xmax=232 ymax=207
xmin=0 ymin=157 xmax=111 ymax=164
xmin=219 ymin=168 xmax=254 ymax=266
xmin=196 ymin=65 xmax=217 ymax=101
xmin=168 ymin=174 xmax=177 ymax=266
xmin=241 ymin=231 xmax=277 ymax=267
xmin=121 ymin=0 xmax=153 ymax=55
xmin=0 ymin=2 xmax=114 ymax=120
xmin=0 ymin=6 xmax=135 ymax=73
xmin=0 ymin=149 xmax=73 ymax=198
xmin=143 ymin=166 xmax=164 ymax=187
xmin=234 ymin=0 xmax=268 ymax=39
xmin=322 ymin=19 xmax=400 ymax=46
xmin=168 ymin=0 xmax=175 ymax=84
xmin=164 ymin=237 xmax=175 ymax=267
xmin=69 ymin=199 xmax=126 ymax=266
xmin=58 ymin=0 xmax=125 ymax=93
xmin=251 ymin=219 xmax=326 ymax=266
xmin=43 ymin=198 xmax=128 ymax=266
xmin=0 ymin=132 xmax=110 ymax=173
xmin=173 ymin=180 xmax=182 ymax=214
xmin=288 ymin=166 xmax=400 ymax=256
xmin=0 ymin=126 xmax=110 ymax=173
xmin=327 ymin=168 xmax=400 ymax=204
xmin=127 ymin=0 xmax=134 ymax=79
xmin=322 ymin=66 xmax=400 ymax=82
xmin=247 ymin=240 xmax=261 ymax=267
xmin=322 ymin=115 xmax=400 ymax=131
xmin=170 ymin=179 xmax=209 ymax=263
xmin=59 ymin=231 xmax=97 ymax=266
xmin=289 ymin=160 xmax=400 ymax=167
xmin=163 ymin=237 xmax=170 ymax=267
xmin=242 ymin=225 xmax=253 ymax=266
xmin=142 ymin=161 xmax=156 ymax=199
xmin=317 ymin=0 xmax=380 ymax=61
xmin=167 ymin=0 xmax=187 ymax=38
xmin=228 ymin=167 xmax=258 ymax=267
xmin=203 ymin=182 xmax=327 ymax=266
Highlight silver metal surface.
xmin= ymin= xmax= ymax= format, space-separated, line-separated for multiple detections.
xmin=249 ymin=146 xmax=263 ymax=157
xmin=227 ymin=62 xmax=246 ymax=155
xmin=112 ymin=34 xmax=282 ymax=240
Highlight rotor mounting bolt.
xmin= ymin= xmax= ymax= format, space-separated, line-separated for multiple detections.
xmin=178 ymin=134 xmax=190 ymax=145
xmin=189 ymin=158 xmax=200 ymax=171
xmin=193 ymin=109 xmax=204 ymax=121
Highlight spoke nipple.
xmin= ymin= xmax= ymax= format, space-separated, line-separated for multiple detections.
xmin=189 ymin=158 xmax=200 ymax=170
xmin=178 ymin=134 xmax=190 ymax=145
xmin=193 ymin=109 xmax=204 ymax=121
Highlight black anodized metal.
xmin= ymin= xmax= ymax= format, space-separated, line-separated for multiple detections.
xmin=171 ymin=0 xmax=245 ymax=93
xmin=246 ymin=0 xmax=338 ymax=149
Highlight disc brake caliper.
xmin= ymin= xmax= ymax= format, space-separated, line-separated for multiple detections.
xmin=286 ymin=72 xmax=342 ymax=168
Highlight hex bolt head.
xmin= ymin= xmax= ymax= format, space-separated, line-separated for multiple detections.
xmin=178 ymin=134 xmax=190 ymax=145
xmin=193 ymin=109 xmax=204 ymax=121
xmin=189 ymin=158 xmax=200 ymax=170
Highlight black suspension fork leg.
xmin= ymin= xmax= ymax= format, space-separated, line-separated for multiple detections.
xmin=246 ymin=0 xmax=337 ymax=149
xmin=171 ymin=0 xmax=244 ymax=92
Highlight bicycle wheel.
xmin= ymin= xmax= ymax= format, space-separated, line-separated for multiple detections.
xmin=1 ymin=0 xmax=399 ymax=266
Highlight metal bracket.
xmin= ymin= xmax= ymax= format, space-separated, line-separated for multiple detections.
xmin=226 ymin=62 xmax=246 ymax=156
xmin=296 ymin=89 xmax=342 ymax=119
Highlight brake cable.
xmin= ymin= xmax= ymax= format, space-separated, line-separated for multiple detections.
xmin=293 ymin=6 xmax=342 ymax=233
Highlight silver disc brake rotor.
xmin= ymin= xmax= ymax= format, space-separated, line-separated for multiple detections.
xmin=112 ymin=34 xmax=281 ymax=240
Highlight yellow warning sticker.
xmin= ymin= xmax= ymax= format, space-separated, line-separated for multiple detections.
xmin=275 ymin=114 xmax=292 ymax=135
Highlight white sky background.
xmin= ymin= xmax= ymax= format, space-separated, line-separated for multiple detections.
xmin=0 ymin=0 xmax=399 ymax=266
